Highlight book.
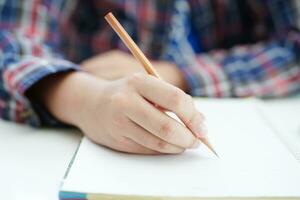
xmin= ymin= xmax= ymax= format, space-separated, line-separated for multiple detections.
xmin=257 ymin=98 xmax=300 ymax=162
xmin=59 ymin=98 xmax=300 ymax=200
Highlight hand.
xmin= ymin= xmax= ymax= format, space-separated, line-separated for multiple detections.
xmin=81 ymin=50 xmax=145 ymax=80
xmin=81 ymin=50 xmax=188 ymax=91
xmin=37 ymin=72 xmax=206 ymax=154
xmin=78 ymin=73 xmax=205 ymax=154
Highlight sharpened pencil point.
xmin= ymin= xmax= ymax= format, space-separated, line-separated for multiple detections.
xmin=197 ymin=136 xmax=219 ymax=158
xmin=211 ymin=148 xmax=220 ymax=158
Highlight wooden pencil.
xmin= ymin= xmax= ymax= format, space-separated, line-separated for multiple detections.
xmin=105 ymin=12 xmax=218 ymax=157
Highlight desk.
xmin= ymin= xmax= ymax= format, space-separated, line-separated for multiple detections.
xmin=0 ymin=121 xmax=81 ymax=200
xmin=0 ymin=98 xmax=299 ymax=200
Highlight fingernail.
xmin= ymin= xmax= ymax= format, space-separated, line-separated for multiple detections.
xmin=194 ymin=123 xmax=208 ymax=138
xmin=191 ymin=140 xmax=200 ymax=149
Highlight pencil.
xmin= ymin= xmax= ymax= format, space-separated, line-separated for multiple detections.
xmin=105 ymin=12 xmax=218 ymax=157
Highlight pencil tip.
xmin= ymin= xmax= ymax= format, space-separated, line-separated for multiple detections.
xmin=212 ymin=149 xmax=220 ymax=158
xmin=198 ymin=137 xmax=219 ymax=158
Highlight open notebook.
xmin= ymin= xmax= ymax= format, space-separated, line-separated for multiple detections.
xmin=59 ymin=99 xmax=300 ymax=200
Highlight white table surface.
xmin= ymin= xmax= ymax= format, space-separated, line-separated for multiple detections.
xmin=0 ymin=98 xmax=299 ymax=200
xmin=0 ymin=120 xmax=82 ymax=200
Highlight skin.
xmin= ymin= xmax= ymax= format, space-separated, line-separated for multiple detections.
xmin=29 ymin=50 xmax=207 ymax=155
xmin=81 ymin=50 xmax=188 ymax=91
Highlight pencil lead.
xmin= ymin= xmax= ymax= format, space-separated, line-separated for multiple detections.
xmin=211 ymin=148 xmax=220 ymax=158
xmin=198 ymin=136 xmax=219 ymax=158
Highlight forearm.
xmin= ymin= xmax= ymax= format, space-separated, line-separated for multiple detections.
xmin=155 ymin=61 xmax=188 ymax=92
xmin=80 ymin=50 xmax=189 ymax=93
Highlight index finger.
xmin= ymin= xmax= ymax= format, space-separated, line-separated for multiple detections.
xmin=133 ymin=73 xmax=207 ymax=138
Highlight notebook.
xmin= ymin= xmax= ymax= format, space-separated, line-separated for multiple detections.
xmin=256 ymin=98 xmax=300 ymax=162
xmin=59 ymin=98 xmax=300 ymax=200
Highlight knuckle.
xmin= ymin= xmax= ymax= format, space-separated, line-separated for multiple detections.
xmin=170 ymin=89 xmax=186 ymax=109
xmin=127 ymin=73 xmax=147 ymax=86
xmin=136 ymin=132 xmax=148 ymax=145
xmin=187 ymin=112 xmax=203 ymax=129
xmin=158 ymin=121 xmax=174 ymax=140
xmin=116 ymin=136 xmax=129 ymax=147
xmin=157 ymin=140 xmax=168 ymax=150
xmin=186 ymin=112 xmax=197 ymax=128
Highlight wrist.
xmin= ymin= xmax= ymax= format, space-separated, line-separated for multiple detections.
xmin=32 ymin=71 xmax=108 ymax=127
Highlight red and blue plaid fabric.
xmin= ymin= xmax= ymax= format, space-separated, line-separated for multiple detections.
xmin=1 ymin=0 xmax=300 ymax=126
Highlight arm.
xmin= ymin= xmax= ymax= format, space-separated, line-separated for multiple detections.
xmin=82 ymin=38 xmax=300 ymax=98
xmin=178 ymin=37 xmax=300 ymax=98
xmin=0 ymin=1 xmax=206 ymax=155
xmin=31 ymin=70 xmax=206 ymax=155
xmin=81 ymin=50 xmax=188 ymax=91
xmin=162 ymin=0 xmax=300 ymax=98
xmin=0 ymin=1 xmax=79 ymax=126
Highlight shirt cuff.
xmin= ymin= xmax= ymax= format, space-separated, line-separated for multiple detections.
xmin=176 ymin=54 xmax=232 ymax=97
xmin=3 ymin=56 xmax=80 ymax=126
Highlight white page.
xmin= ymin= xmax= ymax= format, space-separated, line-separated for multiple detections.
xmin=61 ymin=99 xmax=300 ymax=198
xmin=256 ymin=98 xmax=300 ymax=161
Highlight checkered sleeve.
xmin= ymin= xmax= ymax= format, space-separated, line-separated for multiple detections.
xmin=0 ymin=1 xmax=79 ymax=126
xmin=164 ymin=0 xmax=300 ymax=98
xmin=181 ymin=32 xmax=300 ymax=98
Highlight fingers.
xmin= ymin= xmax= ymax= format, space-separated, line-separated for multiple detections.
xmin=86 ymin=131 xmax=159 ymax=155
xmin=126 ymin=120 xmax=186 ymax=154
xmin=111 ymin=136 xmax=160 ymax=155
xmin=125 ymin=94 xmax=199 ymax=149
xmin=132 ymin=73 xmax=207 ymax=138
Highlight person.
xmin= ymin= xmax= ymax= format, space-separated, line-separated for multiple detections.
xmin=0 ymin=0 xmax=299 ymax=154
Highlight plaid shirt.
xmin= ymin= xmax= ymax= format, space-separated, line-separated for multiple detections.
xmin=1 ymin=0 xmax=300 ymax=126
